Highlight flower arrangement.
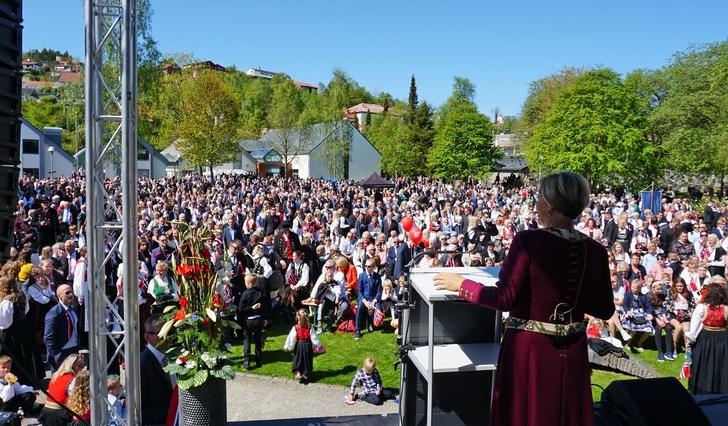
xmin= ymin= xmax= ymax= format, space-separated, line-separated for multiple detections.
xmin=158 ymin=223 xmax=240 ymax=389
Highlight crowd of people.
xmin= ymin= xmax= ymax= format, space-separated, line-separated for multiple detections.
xmin=1 ymin=170 xmax=727 ymax=423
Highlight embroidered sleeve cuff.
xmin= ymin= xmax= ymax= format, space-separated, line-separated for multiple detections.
xmin=459 ymin=279 xmax=481 ymax=302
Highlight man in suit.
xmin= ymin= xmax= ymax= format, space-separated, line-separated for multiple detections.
xmin=150 ymin=234 xmax=175 ymax=270
xmin=354 ymin=259 xmax=382 ymax=340
xmin=602 ymin=211 xmax=618 ymax=248
xmin=140 ymin=314 xmax=174 ymax=426
xmin=43 ymin=284 xmax=80 ymax=372
xmin=223 ymin=216 xmax=243 ymax=248
xmin=381 ymin=211 xmax=398 ymax=237
xmin=394 ymin=238 xmax=413 ymax=280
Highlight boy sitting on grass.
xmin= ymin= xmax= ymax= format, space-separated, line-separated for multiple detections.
xmin=346 ymin=357 xmax=394 ymax=405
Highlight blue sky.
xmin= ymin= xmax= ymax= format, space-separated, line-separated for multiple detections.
xmin=24 ymin=0 xmax=728 ymax=116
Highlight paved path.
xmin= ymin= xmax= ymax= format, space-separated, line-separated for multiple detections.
xmin=22 ymin=372 xmax=399 ymax=424
xmin=227 ymin=373 xmax=399 ymax=422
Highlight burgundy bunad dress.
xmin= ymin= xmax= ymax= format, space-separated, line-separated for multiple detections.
xmin=459 ymin=228 xmax=614 ymax=426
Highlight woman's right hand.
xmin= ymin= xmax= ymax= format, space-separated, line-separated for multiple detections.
xmin=433 ymin=273 xmax=465 ymax=292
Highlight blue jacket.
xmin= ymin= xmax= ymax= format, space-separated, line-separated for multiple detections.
xmin=357 ymin=272 xmax=382 ymax=303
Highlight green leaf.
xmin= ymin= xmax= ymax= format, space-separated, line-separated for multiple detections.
xmin=163 ymin=363 xmax=188 ymax=375
xmin=177 ymin=369 xmax=208 ymax=390
xmin=209 ymin=365 xmax=236 ymax=380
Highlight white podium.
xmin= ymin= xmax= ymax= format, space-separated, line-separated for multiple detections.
xmin=400 ymin=267 xmax=501 ymax=426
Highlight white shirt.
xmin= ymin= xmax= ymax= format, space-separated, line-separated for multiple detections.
xmin=0 ymin=299 xmax=29 ymax=329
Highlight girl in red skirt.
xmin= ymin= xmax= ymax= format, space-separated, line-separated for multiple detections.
xmin=284 ymin=309 xmax=320 ymax=383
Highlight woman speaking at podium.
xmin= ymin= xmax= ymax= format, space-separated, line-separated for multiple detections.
xmin=434 ymin=172 xmax=614 ymax=426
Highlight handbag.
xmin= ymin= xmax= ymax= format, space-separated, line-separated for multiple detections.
xmin=372 ymin=308 xmax=385 ymax=328
xmin=632 ymin=315 xmax=648 ymax=325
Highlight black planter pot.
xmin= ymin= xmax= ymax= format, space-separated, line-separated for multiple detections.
xmin=178 ymin=376 xmax=227 ymax=426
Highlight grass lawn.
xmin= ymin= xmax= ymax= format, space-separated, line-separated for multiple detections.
xmin=591 ymin=345 xmax=689 ymax=401
xmin=232 ymin=317 xmax=689 ymax=401
xmin=231 ymin=320 xmax=401 ymax=390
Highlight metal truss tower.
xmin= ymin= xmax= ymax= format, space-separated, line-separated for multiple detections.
xmin=84 ymin=0 xmax=140 ymax=424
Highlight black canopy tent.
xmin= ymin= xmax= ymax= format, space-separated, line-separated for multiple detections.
xmin=360 ymin=172 xmax=395 ymax=188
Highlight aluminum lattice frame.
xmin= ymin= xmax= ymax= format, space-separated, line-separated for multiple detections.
xmin=85 ymin=0 xmax=141 ymax=424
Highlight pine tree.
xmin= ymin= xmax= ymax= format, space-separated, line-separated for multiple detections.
xmin=407 ymin=75 xmax=418 ymax=124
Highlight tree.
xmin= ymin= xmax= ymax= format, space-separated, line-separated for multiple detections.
xmin=452 ymin=77 xmax=476 ymax=103
xmin=525 ymin=69 xmax=658 ymax=190
xmin=266 ymin=76 xmax=306 ymax=177
xmin=649 ymin=41 xmax=728 ymax=188
xmin=22 ymin=97 xmax=64 ymax=131
xmin=439 ymin=76 xmax=477 ymax=118
xmin=406 ymin=75 xmax=418 ymax=124
xmin=427 ymin=102 xmax=500 ymax=179
xmin=174 ymin=71 xmax=240 ymax=181
xmin=410 ymin=101 xmax=435 ymax=171
xmin=520 ymin=67 xmax=584 ymax=137
xmin=365 ymin=111 xmax=412 ymax=176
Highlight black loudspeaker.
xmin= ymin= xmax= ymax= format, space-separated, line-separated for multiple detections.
xmin=0 ymin=0 xmax=20 ymax=259
xmin=599 ymin=377 xmax=710 ymax=426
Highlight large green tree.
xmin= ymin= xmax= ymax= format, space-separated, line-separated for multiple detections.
xmin=520 ymin=67 xmax=584 ymax=137
xmin=174 ymin=71 xmax=240 ymax=180
xmin=649 ymin=41 xmax=728 ymax=186
xmin=525 ymin=68 xmax=658 ymax=189
xmin=428 ymin=102 xmax=499 ymax=179
xmin=365 ymin=110 xmax=412 ymax=176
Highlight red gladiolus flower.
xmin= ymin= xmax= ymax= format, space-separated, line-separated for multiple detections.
xmin=179 ymin=296 xmax=188 ymax=308
xmin=174 ymin=309 xmax=186 ymax=321
xmin=177 ymin=263 xmax=193 ymax=278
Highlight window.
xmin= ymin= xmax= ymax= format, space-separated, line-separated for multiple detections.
xmin=267 ymin=167 xmax=280 ymax=175
xmin=137 ymin=169 xmax=149 ymax=177
xmin=137 ymin=147 xmax=149 ymax=160
xmin=22 ymin=139 xmax=39 ymax=154
xmin=23 ymin=168 xmax=39 ymax=177
xmin=292 ymin=169 xmax=299 ymax=178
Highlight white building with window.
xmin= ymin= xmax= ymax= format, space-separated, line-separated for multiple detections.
xmin=19 ymin=118 xmax=75 ymax=178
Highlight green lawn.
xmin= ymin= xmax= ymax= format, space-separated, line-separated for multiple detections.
xmin=231 ymin=319 xmax=688 ymax=400
xmin=231 ymin=320 xmax=401 ymax=389
xmin=591 ymin=347 xmax=689 ymax=401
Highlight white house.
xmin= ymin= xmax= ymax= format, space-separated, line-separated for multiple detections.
xmin=265 ymin=120 xmax=381 ymax=180
xmin=19 ymin=118 xmax=75 ymax=178
xmin=161 ymin=142 xmax=258 ymax=177
xmin=75 ymin=137 xmax=170 ymax=179
xmin=162 ymin=120 xmax=381 ymax=180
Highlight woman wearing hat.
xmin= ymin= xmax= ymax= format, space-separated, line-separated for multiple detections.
xmin=434 ymin=172 xmax=614 ymax=426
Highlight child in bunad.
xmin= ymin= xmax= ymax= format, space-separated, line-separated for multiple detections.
xmin=284 ymin=308 xmax=320 ymax=383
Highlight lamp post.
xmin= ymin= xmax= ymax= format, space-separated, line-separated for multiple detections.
xmin=175 ymin=155 xmax=180 ymax=176
xmin=48 ymin=146 xmax=55 ymax=178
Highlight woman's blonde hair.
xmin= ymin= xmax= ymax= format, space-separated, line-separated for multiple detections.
xmin=67 ymin=370 xmax=91 ymax=415
xmin=334 ymin=256 xmax=349 ymax=269
xmin=51 ymin=353 xmax=82 ymax=383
